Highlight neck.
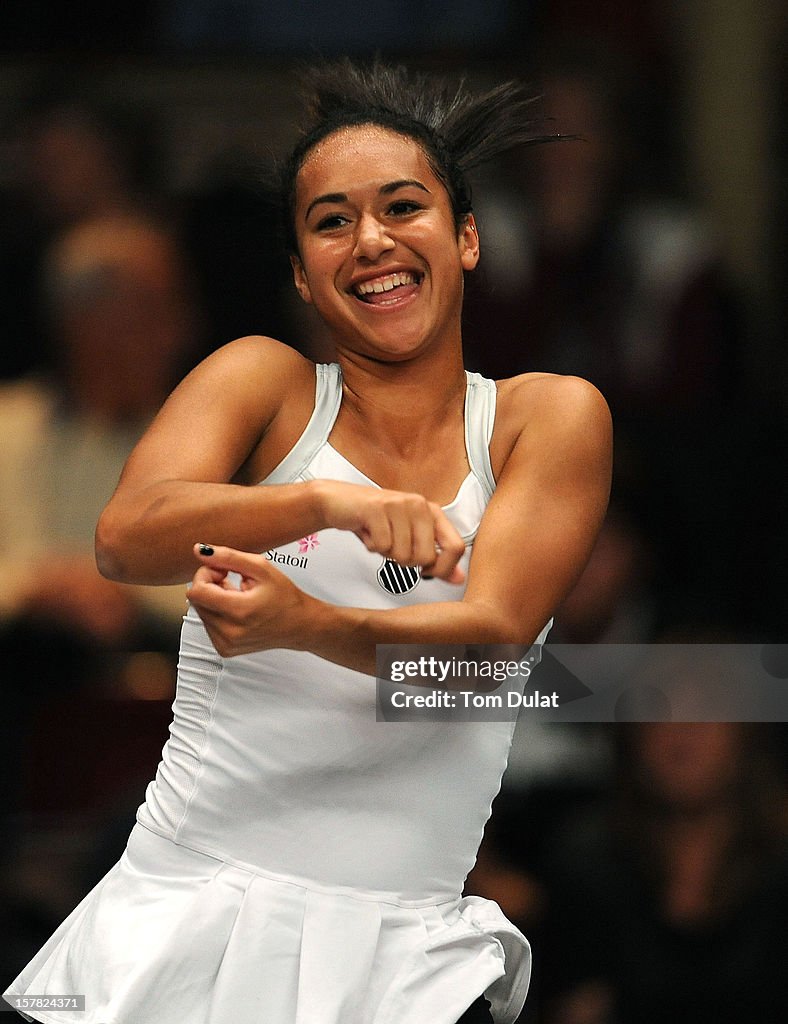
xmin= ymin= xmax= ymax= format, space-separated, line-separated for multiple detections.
xmin=335 ymin=346 xmax=467 ymax=446
xmin=326 ymin=343 xmax=470 ymax=502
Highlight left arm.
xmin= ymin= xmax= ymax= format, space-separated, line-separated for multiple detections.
xmin=189 ymin=376 xmax=612 ymax=671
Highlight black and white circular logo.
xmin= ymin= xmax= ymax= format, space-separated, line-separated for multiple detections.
xmin=377 ymin=559 xmax=421 ymax=595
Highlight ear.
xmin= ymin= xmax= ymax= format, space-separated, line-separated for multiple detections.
xmin=290 ymin=254 xmax=313 ymax=304
xmin=458 ymin=213 xmax=480 ymax=271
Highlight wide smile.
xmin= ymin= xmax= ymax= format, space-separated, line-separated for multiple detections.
xmin=350 ymin=270 xmax=423 ymax=309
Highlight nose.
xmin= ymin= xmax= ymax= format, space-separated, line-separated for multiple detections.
xmin=352 ymin=212 xmax=395 ymax=261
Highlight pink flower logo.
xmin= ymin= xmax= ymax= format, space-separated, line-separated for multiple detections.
xmin=298 ymin=534 xmax=320 ymax=553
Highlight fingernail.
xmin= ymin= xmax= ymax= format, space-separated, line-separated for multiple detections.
xmin=198 ymin=544 xmax=214 ymax=556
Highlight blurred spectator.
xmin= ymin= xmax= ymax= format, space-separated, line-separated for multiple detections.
xmin=464 ymin=43 xmax=743 ymax=414
xmin=0 ymin=211 xmax=198 ymax=823
xmin=538 ymin=720 xmax=788 ymax=1024
xmin=462 ymin=43 xmax=753 ymax=631
xmin=0 ymin=78 xmax=166 ymax=380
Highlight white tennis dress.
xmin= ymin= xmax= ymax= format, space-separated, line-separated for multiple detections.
xmin=5 ymin=363 xmax=550 ymax=1024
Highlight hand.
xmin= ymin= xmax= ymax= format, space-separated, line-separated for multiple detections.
xmin=314 ymin=480 xmax=465 ymax=583
xmin=188 ymin=544 xmax=314 ymax=657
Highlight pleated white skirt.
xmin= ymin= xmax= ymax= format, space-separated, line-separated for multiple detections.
xmin=4 ymin=824 xmax=530 ymax=1024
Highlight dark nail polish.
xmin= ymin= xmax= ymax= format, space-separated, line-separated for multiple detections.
xmin=198 ymin=544 xmax=214 ymax=556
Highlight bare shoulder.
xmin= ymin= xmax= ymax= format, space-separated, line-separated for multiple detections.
xmin=124 ymin=336 xmax=320 ymax=487
xmin=181 ymin=335 xmax=316 ymax=399
xmin=160 ymin=335 xmax=317 ymax=439
xmin=497 ymin=370 xmax=610 ymax=419
xmin=490 ymin=372 xmax=612 ymax=477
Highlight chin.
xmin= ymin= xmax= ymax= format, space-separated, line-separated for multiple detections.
xmin=355 ymin=344 xmax=427 ymax=365
xmin=335 ymin=324 xmax=429 ymax=362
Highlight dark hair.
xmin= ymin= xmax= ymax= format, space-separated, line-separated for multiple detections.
xmin=279 ymin=58 xmax=560 ymax=254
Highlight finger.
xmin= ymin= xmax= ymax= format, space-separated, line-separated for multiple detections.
xmin=384 ymin=502 xmax=416 ymax=565
xmin=188 ymin=577 xmax=245 ymax=615
xmin=192 ymin=543 xmax=271 ymax=581
xmin=354 ymin=506 xmax=393 ymax=556
xmin=427 ymin=507 xmax=466 ymax=583
xmin=192 ymin=564 xmax=231 ymax=587
xmin=409 ymin=509 xmax=439 ymax=569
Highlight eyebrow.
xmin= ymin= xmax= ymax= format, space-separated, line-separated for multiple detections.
xmin=304 ymin=179 xmax=430 ymax=221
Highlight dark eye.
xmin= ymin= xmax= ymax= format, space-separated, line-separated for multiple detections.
xmin=315 ymin=214 xmax=350 ymax=231
xmin=387 ymin=200 xmax=422 ymax=217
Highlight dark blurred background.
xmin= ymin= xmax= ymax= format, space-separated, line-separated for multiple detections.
xmin=0 ymin=3 xmax=786 ymax=1022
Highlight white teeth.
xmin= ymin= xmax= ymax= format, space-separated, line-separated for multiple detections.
xmin=355 ymin=272 xmax=416 ymax=296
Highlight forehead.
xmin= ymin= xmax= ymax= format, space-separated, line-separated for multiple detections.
xmin=295 ymin=124 xmax=443 ymax=204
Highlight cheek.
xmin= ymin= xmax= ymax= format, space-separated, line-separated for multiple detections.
xmin=298 ymin=236 xmax=347 ymax=278
xmin=294 ymin=248 xmax=350 ymax=313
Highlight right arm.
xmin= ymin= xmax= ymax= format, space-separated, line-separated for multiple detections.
xmin=95 ymin=335 xmax=319 ymax=584
xmin=95 ymin=336 xmax=464 ymax=586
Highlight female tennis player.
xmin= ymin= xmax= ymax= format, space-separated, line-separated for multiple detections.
xmin=5 ymin=60 xmax=612 ymax=1024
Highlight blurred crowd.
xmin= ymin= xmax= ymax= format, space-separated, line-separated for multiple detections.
xmin=0 ymin=6 xmax=786 ymax=1022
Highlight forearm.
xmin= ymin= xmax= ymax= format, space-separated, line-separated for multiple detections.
xmin=96 ymin=479 xmax=326 ymax=585
xmin=304 ymin=596 xmax=538 ymax=677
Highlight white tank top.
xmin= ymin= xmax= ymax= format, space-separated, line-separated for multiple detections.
xmin=137 ymin=363 xmax=549 ymax=904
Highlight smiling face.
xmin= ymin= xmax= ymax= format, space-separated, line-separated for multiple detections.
xmin=290 ymin=124 xmax=479 ymax=363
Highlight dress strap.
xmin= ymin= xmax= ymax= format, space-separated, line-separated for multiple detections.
xmin=463 ymin=371 xmax=497 ymax=501
xmin=266 ymin=365 xmax=497 ymax=493
xmin=262 ymin=363 xmax=343 ymax=484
